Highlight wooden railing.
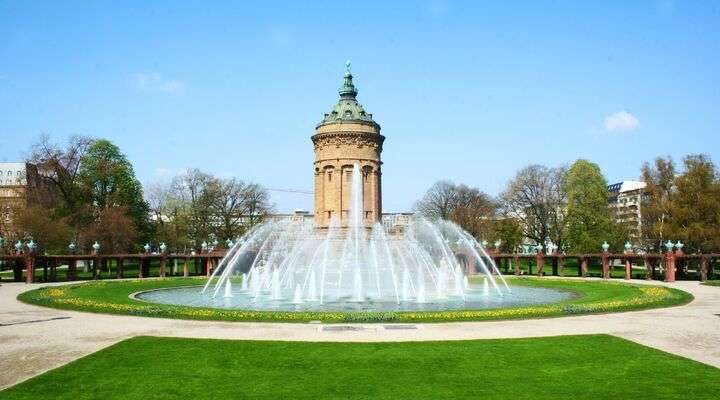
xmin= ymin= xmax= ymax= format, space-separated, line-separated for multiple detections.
xmin=0 ymin=252 xmax=227 ymax=283
xmin=1 ymin=250 xmax=717 ymax=284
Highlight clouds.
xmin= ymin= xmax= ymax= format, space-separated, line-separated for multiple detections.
xmin=132 ymin=72 xmax=185 ymax=94
xmin=604 ymin=111 xmax=640 ymax=133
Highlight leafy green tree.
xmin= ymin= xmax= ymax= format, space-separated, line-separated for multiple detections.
xmin=564 ymin=159 xmax=619 ymax=253
xmin=78 ymin=140 xmax=150 ymax=249
xmin=667 ymin=154 xmax=720 ymax=252
xmin=641 ymin=156 xmax=676 ymax=251
xmin=489 ymin=217 xmax=523 ymax=253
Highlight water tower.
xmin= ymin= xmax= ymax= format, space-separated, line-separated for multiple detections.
xmin=312 ymin=61 xmax=384 ymax=228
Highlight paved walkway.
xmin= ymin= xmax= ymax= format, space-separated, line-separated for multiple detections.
xmin=1 ymin=279 xmax=718 ymax=389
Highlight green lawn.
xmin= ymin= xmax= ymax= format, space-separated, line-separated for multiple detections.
xmin=703 ymin=280 xmax=720 ymax=287
xmin=1 ymin=335 xmax=718 ymax=399
xmin=17 ymin=277 xmax=693 ymax=323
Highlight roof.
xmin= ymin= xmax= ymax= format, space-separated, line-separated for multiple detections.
xmin=316 ymin=61 xmax=380 ymax=130
xmin=608 ymin=180 xmax=647 ymax=194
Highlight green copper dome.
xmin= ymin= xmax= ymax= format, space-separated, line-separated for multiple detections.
xmin=317 ymin=61 xmax=380 ymax=129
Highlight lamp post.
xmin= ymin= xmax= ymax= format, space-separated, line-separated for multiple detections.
xmin=624 ymin=241 xmax=632 ymax=253
xmin=14 ymin=240 xmax=23 ymax=255
xmin=664 ymin=240 xmax=675 ymax=252
xmin=68 ymin=242 xmax=76 ymax=254
xmin=143 ymin=243 xmax=151 ymax=253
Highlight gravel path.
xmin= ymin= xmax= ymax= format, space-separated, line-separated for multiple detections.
xmin=1 ymin=278 xmax=718 ymax=389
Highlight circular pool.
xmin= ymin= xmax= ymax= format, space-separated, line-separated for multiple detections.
xmin=134 ymin=283 xmax=574 ymax=313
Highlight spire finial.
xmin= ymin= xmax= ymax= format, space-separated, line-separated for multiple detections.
xmin=338 ymin=60 xmax=357 ymax=98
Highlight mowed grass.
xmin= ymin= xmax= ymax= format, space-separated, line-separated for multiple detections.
xmin=1 ymin=335 xmax=718 ymax=400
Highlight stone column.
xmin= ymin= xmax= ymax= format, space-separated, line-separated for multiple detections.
xmin=68 ymin=259 xmax=77 ymax=281
xmin=536 ymin=251 xmax=545 ymax=277
xmin=117 ymin=258 xmax=124 ymax=279
xmin=700 ymin=256 xmax=709 ymax=282
xmin=13 ymin=257 xmax=23 ymax=282
xmin=25 ymin=253 xmax=35 ymax=284
xmin=514 ymin=255 xmax=520 ymax=276
xmin=49 ymin=258 xmax=57 ymax=282
xmin=183 ymin=257 xmax=190 ymax=277
xmin=580 ymin=257 xmax=589 ymax=278
xmin=138 ymin=256 xmax=145 ymax=279
xmin=664 ymin=251 xmax=677 ymax=283
xmin=624 ymin=256 xmax=632 ymax=280
xmin=205 ymin=257 xmax=212 ymax=277
xmin=646 ymin=257 xmax=655 ymax=280
xmin=92 ymin=255 xmax=100 ymax=280
xmin=159 ymin=256 xmax=166 ymax=278
xmin=601 ymin=254 xmax=610 ymax=279
xmin=558 ymin=256 xmax=565 ymax=277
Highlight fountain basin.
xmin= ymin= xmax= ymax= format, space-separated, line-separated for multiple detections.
xmin=134 ymin=283 xmax=573 ymax=312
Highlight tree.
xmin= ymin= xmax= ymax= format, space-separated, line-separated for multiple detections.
xmin=213 ymin=179 xmax=272 ymax=240
xmin=667 ymin=154 xmax=720 ymax=252
xmin=168 ymin=169 xmax=272 ymax=250
xmin=414 ymin=181 xmax=459 ymax=220
xmin=173 ymin=169 xmax=219 ymax=248
xmin=641 ymin=156 xmax=676 ymax=250
xmin=500 ymin=165 xmax=567 ymax=247
xmin=83 ymin=207 xmax=138 ymax=254
xmin=414 ymin=181 xmax=496 ymax=239
xmin=13 ymin=204 xmax=72 ymax=254
xmin=146 ymin=181 xmax=191 ymax=251
xmin=78 ymin=140 xmax=150 ymax=250
xmin=564 ymin=159 xmax=620 ymax=253
xmin=489 ymin=217 xmax=523 ymax=253
xmin=28 ymin=134 xmax=95 ymax=231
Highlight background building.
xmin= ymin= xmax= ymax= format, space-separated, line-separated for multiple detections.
xmin=607 ymin=180 xmax=647 ymax=243
xmin=0 ymin=162 xmax=47 ymax=238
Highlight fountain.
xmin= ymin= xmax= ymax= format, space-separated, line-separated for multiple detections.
xmin=201 ymin=163 xmax=509 ymax=303
xmin=135 ymin=66 xmax=574 ymax=313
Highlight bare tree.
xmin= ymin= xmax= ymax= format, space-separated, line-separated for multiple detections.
xmin=172 ymin=169 xmax=219 ymax=248
xmin=414 ymin=181 xmax=496 ymax=239
xmin=27 ymin=134 xmax=95 ymax=214
xmin=168 ymin=170 xmax=272 ymax=249
xmin=500 ymin=164 xmax=567 ymax=247
xmin=413 ymin=181 xmax=459 ymax=220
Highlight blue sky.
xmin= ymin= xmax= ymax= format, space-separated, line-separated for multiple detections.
xmin=1 ymin=1 xmax=718 ymax=212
